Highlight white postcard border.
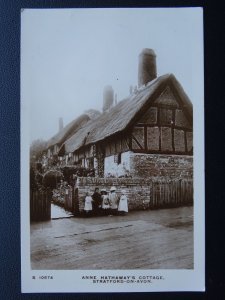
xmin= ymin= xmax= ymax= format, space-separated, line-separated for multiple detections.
xmin=21 ymin=7 xmax=204 ymax=293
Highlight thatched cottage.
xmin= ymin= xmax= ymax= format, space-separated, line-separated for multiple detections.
xmin=45 ymin=111 xmax=100 ymax=164
xmin=46 ymin=115 xmax=89 ymax=158
xmin=56 ymin=49 xmax=193 ymax=179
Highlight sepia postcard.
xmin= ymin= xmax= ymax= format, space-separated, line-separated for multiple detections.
xmin=21 ymin=7 xmax=205 ymax=293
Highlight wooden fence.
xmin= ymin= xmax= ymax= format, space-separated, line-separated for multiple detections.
xmin=64 ymin=187 xmax=80 ymax=214
xmin=30 ymin=189 xmax=51 ymax=222
xmin=72 ymin=188 xmax=80 ymax=215
xmin=52 ymin=187 xmax=80 ymax=215
xmin=149 ymin=179 xmax=193 ymax=208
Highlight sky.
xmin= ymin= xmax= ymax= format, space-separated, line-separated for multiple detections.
xmin=21 ymin=8 xmax=203 ymax=143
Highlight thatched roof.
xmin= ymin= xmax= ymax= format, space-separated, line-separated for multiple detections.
xmin=46 ymin=114 xmax=91 ymax=149
xmin=59 ymin=73 xmax=193 ymax=155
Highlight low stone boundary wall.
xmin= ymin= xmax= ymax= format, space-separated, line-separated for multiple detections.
xmin=76 ymin=177 xmax=193 ymax=212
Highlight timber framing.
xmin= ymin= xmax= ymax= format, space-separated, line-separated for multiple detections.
xmin=55 ymin=73 xmax=193 ymax=165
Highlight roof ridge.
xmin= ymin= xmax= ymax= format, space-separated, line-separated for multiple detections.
xmin=58 ymin=73 xmax=192 ymax=155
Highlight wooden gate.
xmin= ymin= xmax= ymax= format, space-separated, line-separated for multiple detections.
xmin=72 ymin=188 xmax=80 ymax=215
xmin=149 ymin=179 xmax=193 ymax=209
xmin=30 ymin=189 xmax=51 ymax=222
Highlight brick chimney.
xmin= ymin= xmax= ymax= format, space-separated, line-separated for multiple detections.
xmin=114 ymin=93 xmax=117 ymax=105
xmin=103 ymin=85 xmax=114 ymax=112
xmin=138 ymin=48 xmax=157 ymax=87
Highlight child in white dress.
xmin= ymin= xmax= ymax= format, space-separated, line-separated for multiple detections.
xmin=118 ymin=190 xmax=128 ymax=215
xmin=84 ymin=191 xmax=93 ymax=216
xmin=101 ymin=189 xmax=110 ymax=215
xmin=109 ymin=186 xmax=118 ymax=215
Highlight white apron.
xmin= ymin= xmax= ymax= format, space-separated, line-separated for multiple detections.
xmin=84 ymin=196 xmax=93 ymax=211
xmin=102 ymin=195 xmax=110 ymax=209
xmin=118 ymin=195 xmax=128 ymax=212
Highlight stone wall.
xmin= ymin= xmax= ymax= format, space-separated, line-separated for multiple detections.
xmin=104 ymin=152 xmax=193 ymax=179
xmin=130 ymin=153 xmax=193 ymax=179
xmin=76 ymin=177 xmax=151 ymax=211
xmin=76 ymin=176 xmax=193 ymax=212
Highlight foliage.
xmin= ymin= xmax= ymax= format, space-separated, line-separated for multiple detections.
xmin=42 ymin=170 xmax=63 ymax=189
xmin=30 ymin=139 xmax=47 ymax=163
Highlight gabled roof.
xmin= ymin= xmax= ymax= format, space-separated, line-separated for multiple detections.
xmin=59 ymin=73 xmax=193 ymax=155
xmin=47 ymin=114 xmax=90 ymax=149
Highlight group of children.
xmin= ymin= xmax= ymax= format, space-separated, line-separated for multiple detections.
xmin=84 ymin=186 xmax=128 ymax=216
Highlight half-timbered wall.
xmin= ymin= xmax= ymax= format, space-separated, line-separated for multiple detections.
xmin=72 ymin=145 xmax=93 ymax=164
xmin=47 ymin=148 xmax=51 ymax=158
xmin=65 ymin=85 xmax=192 ymax=177
xmin=104 ymin=136 xmax=130 ymax=157
xmin=131 ymin=86 xmax=192 ymax=155
xmin=53 ymin=144 xmax=59 ymax=155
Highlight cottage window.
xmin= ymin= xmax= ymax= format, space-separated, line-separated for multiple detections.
xmin=87 ymin=157 xmax=94 ymax=169
xmin=114 ymin=153 xmax=121 ymax=164
xmin=118 ymin=153 xmax=121 ymax=164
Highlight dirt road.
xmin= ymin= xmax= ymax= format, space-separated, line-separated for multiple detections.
xmin=31 ymin=206 xmax=193 ymax=270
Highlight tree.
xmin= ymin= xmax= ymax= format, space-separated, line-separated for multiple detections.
xmin=30 ymin=139 xmax=47 ymax=164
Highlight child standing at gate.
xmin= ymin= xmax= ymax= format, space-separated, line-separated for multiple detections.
xmin=84 ymin=191 xmax=93 ymax=216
